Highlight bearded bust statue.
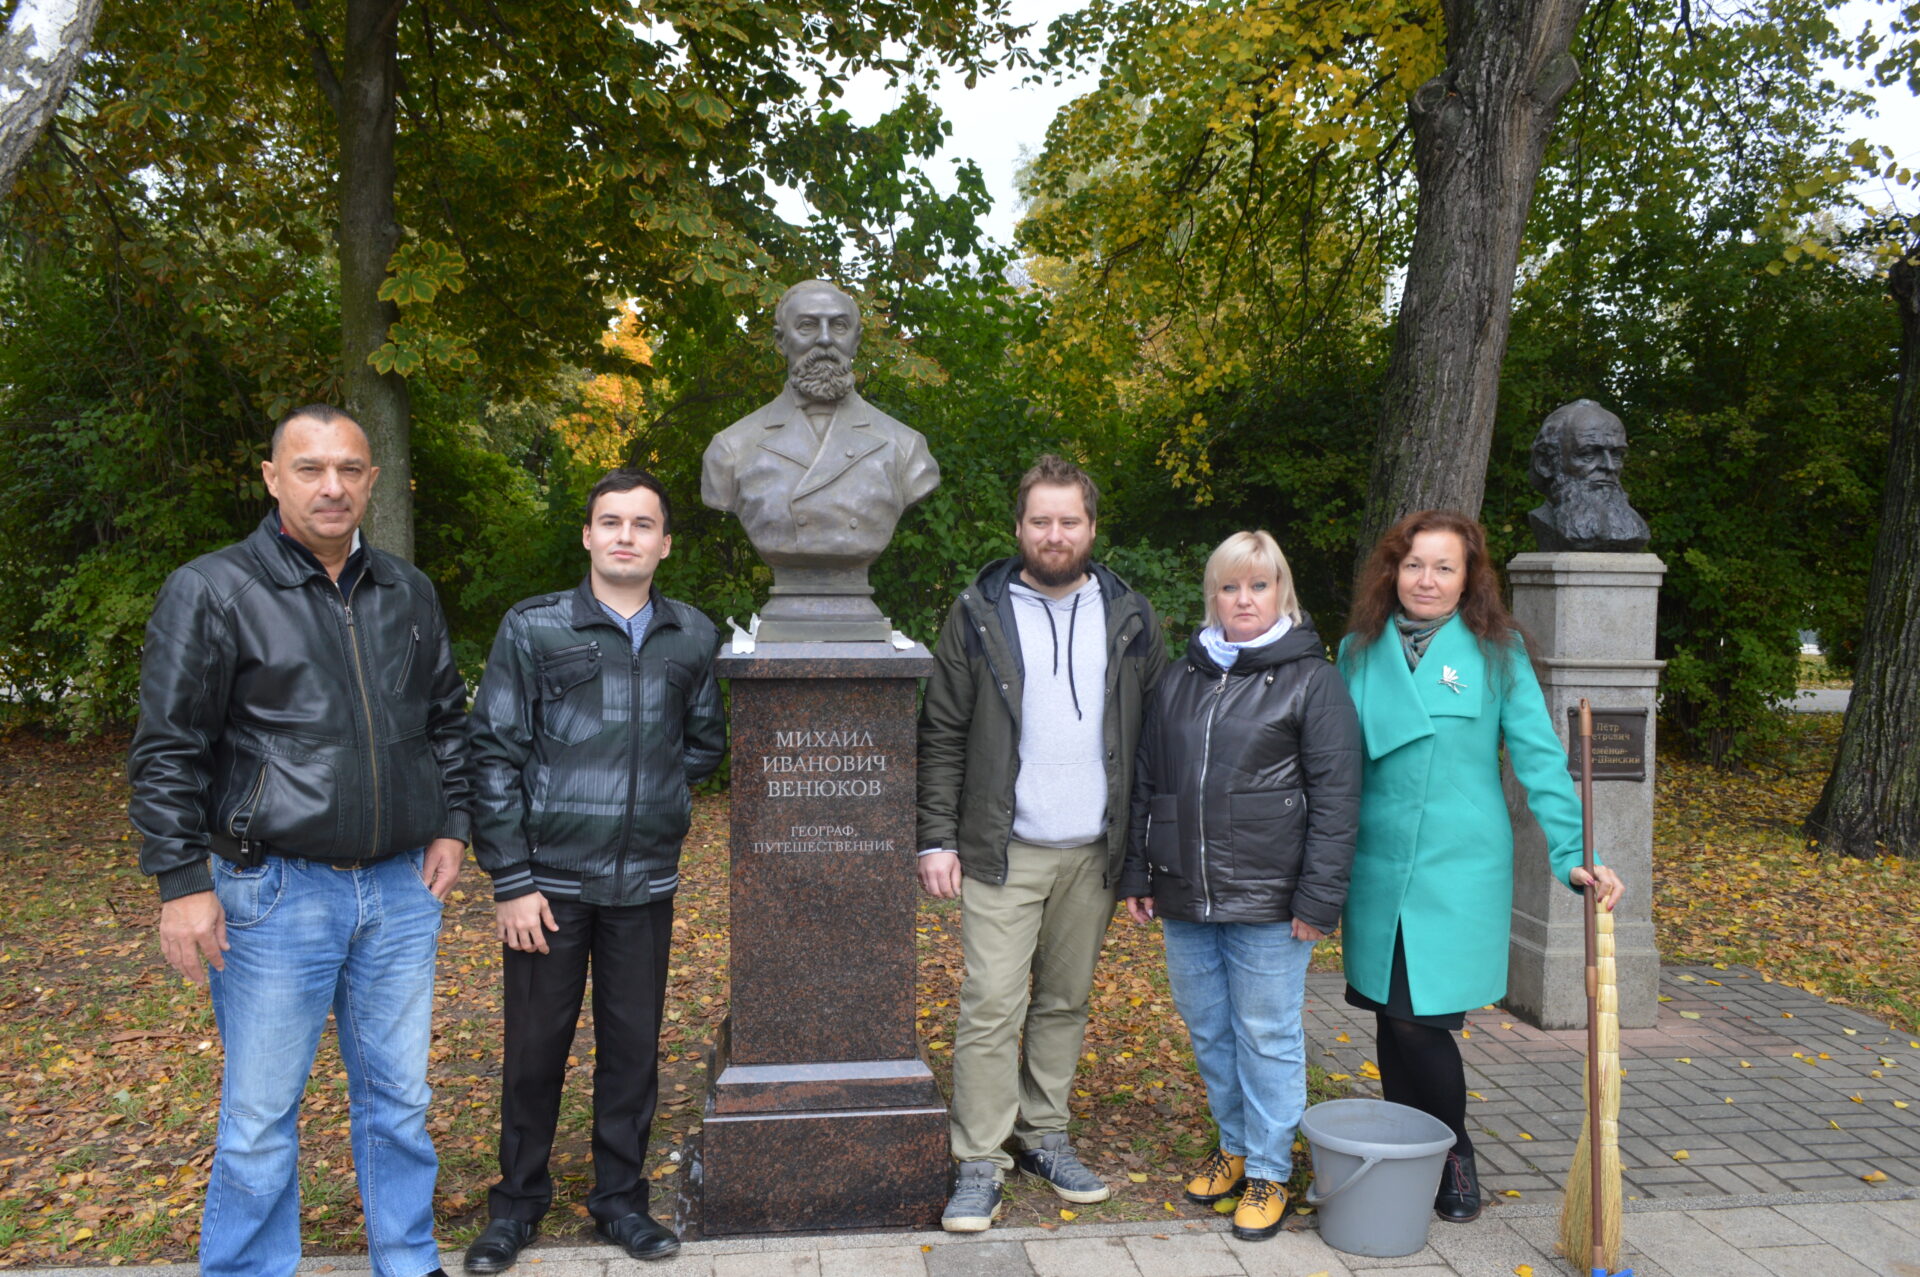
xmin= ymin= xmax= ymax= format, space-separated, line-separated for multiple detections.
xmin=701 ymin=279 xmax=940 ymax=641
xmin=1526 ymin=400 xmax=1651 ymax=553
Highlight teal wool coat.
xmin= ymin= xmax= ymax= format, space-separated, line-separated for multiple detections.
xmin=1337 ymin=616 xmax=1587 ymax=1016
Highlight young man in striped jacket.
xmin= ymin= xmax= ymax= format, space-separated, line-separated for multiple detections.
xmin=464 ymin=469 xmax=725 ymax=1271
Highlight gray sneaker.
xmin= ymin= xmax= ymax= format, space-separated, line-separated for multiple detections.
xmin=942 ymin=1160 xmax=1005 ymax=1232
xmin=1016 ymin=1133 xmax=1112 ymax=1204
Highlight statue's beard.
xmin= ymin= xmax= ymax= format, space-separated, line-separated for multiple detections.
xmin=790 ymin=349 xmax=854 ymax=404
xmin=1548 ymin=475 xmax=1650 ymax=545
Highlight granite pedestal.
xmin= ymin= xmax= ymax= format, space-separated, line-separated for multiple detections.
xmin=681 ymin=642 xmax=946 ymax=1236
xmin=1503 ymin=552 xmax=1665 ymax=1030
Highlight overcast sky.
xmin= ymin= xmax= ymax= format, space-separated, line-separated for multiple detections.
xmin=794 ymin=0 xmax=1920 ymax=251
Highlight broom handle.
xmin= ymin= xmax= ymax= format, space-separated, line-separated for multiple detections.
xmin=1579 ymin=699 xmax=1603 ymax=1271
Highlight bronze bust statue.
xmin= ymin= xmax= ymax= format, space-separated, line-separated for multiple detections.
xmin=1527 ymin=399 xmax=1651 ymax=553
xmin=702 ymin=280 xmax=940 ymax=641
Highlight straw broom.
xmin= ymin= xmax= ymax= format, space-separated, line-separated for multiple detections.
xmin=1560 ymin=699 xmax=1625 ymax=1275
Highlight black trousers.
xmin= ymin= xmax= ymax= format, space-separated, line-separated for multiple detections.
xmin=489 ymin=895 xmax=674 ymax=1225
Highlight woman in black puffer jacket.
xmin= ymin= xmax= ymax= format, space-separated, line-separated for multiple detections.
xmin=1119 ymin=530 xmax=1362 ymax=1241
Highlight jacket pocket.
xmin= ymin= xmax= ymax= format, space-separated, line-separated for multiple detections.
xmin=219 ymin=751 xmax=340 ymax=856
xmin=1227 ymin=788 xmax=1307 ymax=879
xmin=387 ymin=735 xmax=449 ymax=851
xmin=1146 ymin=793 xmax=1185 ymax=879
xmin=537 ymin=644 xmax=604 ymax=746
xmin=391 ymin=623 xmax=421 ymax=694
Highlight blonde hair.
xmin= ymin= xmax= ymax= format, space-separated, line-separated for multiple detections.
xmin=1202 ymin=530 xmax=1303 ymax=628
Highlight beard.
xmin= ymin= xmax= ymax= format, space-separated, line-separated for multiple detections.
xmin=1545 ymin=476 xmax=1650 ymax=548
xmin=790 ymin=349 xmax=854 ymax=404
xmin=1021 ymin=542 xmax=1092 ymax=588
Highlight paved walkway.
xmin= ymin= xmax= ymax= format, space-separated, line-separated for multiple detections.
xmin=1788 ymin=688 xmax=1851 ymax=712
xmin=17 ymin=967 xmax=1920 ymax=1276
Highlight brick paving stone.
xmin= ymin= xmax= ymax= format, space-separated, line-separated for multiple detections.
xmin=1419 ymin=1218 xmax=1558 ymax=1274
xmin=715 ymin=1252 xmax=818 ymax=1277
xmin=1026 ymin=1236 xmax=1144 ymax=1277
xmin=1694 ymin=1205 xmax=1823 ymax=1248
xmin=1221 ymin=1230 xmax=1354 ymax=1277
xmin=1625 ymin=1212 xmax=1774 ymax=1276
xmin=1747 ymin=1244 xmax=1880 ymax=1277
xmin=1121 ymin=1232 xmax=1243 ymax=1277
xmin=818 ymin=1245 xmax=932 ymax=1277
xmin=924 ymin=1239 xmax=1037 ymax=1277
xmin=1775 ymin=1200 xmax=1920 ymax=1272
xmin=1863 ymin=1195 xmax=1920 ymax=1237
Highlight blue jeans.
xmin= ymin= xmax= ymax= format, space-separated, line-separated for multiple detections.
xmin=1161 ymin=918 xmax=1315 ymax=1182
xmin=202 ymin=852 xmax=444 ymax=1277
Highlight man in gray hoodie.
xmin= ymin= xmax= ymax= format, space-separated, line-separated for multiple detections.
xmin=916 ymin=455 xmax=1169 ymax=1231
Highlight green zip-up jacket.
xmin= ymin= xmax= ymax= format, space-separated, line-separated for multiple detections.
xmin=916 ymin=557 xmax=1168 ymax=889
xmin=468 ymin=579 xmax=725 ymax=906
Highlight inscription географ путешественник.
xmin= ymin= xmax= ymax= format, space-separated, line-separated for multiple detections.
xmin=752 ymin=728 xmax=897 ymax=854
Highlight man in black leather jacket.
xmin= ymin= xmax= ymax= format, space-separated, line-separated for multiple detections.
xmin=128 ymin=406 xmax=471 ymax=1277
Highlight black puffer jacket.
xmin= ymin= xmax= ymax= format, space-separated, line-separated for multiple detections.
xmin=1119 ymin=616 xmax=1362 ymax=930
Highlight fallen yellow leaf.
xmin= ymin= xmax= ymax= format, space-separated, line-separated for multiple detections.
xmin=1359 ymin=1060 xmax=1381 ymax=1080
xmin=1213 ymin=1198 xmax=1237 ymax=1214
xmin=1783 ymin=1012 xmax=1794 ymax=1019
xmin=1862 ymin=1170 xmax=1888 ymax=1183
xmin=1658 ymin=995 xmax=1673 ymax=1003
xmin=1830 ymin=1120 xmax=1842 ymax=1130
xmin=1851 ymin=1094 xmax=1864 ymax=1103
xmin=1328 ymin=1073 xmax=1352 ymax=1082
xmin=1519 ymin=1132 xmax=1534 ymax=1140
xmin=1163 ymin=1202 xmax=1176 ymax=1212
xmin=1468 ymin=1091 xmax=1486 ymax=1100
xmin=1516 ymin=1267 xmax=1535 ymax=1277
xmin=1334 ymin=1031 xmax=1350 ymax=1043
xmin=1725 ymin=1097 xmax=1734 ymax=1104
xmin=1843 ymin=1027 xmax=1858 ymax=1035
xmin=1895 ymin=1101 xmax=1909 ymax=1109
xmin=1741 ymin=1060 xmax=1752 ymax=1068
xmin=1060 ymin=1209 xmax=1077 ymax=1221
xmin=1679 ymin=1010 xmax=1702 ymax=1020
xmin=1676 ymin=1057 xmax=1693 ymax=1064
xmin=1127 ymin=1171 xmax=1149 ymax=1183
xmin=1672 ymin=1150 xmax=1690 ymax=1161
xmin=1502 ymin=1189 xmax=1522 ymax=1197
xmin=71 ymin=1229 xmax=93 ymax=1242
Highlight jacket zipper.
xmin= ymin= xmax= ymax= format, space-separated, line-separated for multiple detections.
xmin=614 ymin=640 xmax=642 ymax=901
xmin=228 ymin=763 xmax=268 ymax=852
xmin=1196 ymin=668 xmax=1229 ymax=918
xmin=342 ymin=577 xmax=381 ymax=857
xmin=392 ymin=623 xmax=420 ymax=694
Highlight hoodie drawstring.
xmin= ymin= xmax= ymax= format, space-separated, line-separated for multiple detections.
xmin=1039 ymin=591 xmax=1086 ymax=720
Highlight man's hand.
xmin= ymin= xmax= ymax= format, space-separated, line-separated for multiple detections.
xmin=1123 ymin=896 xmax=1155 ymax=926
xmin=917 ymin=851 xmax=962 ymax=899
xmin=420 ymin=837 xmax=464 ymax=900
xmin=1291 ymin=919 xmax=1328 ymax=942
xmin=497 ymin=892 xmax=559 ymax=953
xmin=159 ymin=891 xmax=228 ymax=985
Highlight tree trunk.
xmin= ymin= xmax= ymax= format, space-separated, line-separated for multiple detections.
xmin=1357 ymin=0 xmax=1587 ymax=555
xmin=1806 ymin=243 xmax=1920 ymax=858
xmin=0 ymin=0 xmax=104 ymax=198
xmin=338 ymin=0 xmax=412 ymax=560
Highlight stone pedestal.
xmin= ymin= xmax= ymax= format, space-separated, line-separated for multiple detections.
xmin=679 ymin=642 xmax=946 ymax=1237
xmin=1502 ymin=552 xmax=1664 ymax=1030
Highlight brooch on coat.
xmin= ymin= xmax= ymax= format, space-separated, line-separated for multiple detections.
xmin=1438 ymin=665 xmax=1468 ymax=694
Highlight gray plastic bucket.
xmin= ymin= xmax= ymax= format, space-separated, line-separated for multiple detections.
xmin=1301 ymin=1098 xmax=1457 ymax=1257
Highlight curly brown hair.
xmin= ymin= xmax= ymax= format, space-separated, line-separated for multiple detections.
xmin=1345 ymin=510 xmax=1532 ymax=676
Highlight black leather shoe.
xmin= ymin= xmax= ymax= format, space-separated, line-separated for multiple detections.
xmin=1435 ymin=1149 xmax=1482 ymax=1223
xmin=463 ymin=1218 xmax=537 ymax=1274
xmin=596 ymin=1211 xmax=681 ymax=1261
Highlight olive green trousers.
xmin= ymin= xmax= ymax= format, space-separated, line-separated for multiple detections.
xmin=948 ymin=838 xmax=1113 ymax=1168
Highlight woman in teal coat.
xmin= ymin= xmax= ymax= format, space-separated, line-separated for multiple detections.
xmin=1337 ymin=510 xmax=1624 ymax=1224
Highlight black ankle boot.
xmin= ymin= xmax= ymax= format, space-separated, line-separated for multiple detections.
xmin=1435 ymin=1149 xmax=1481 ymax=1222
